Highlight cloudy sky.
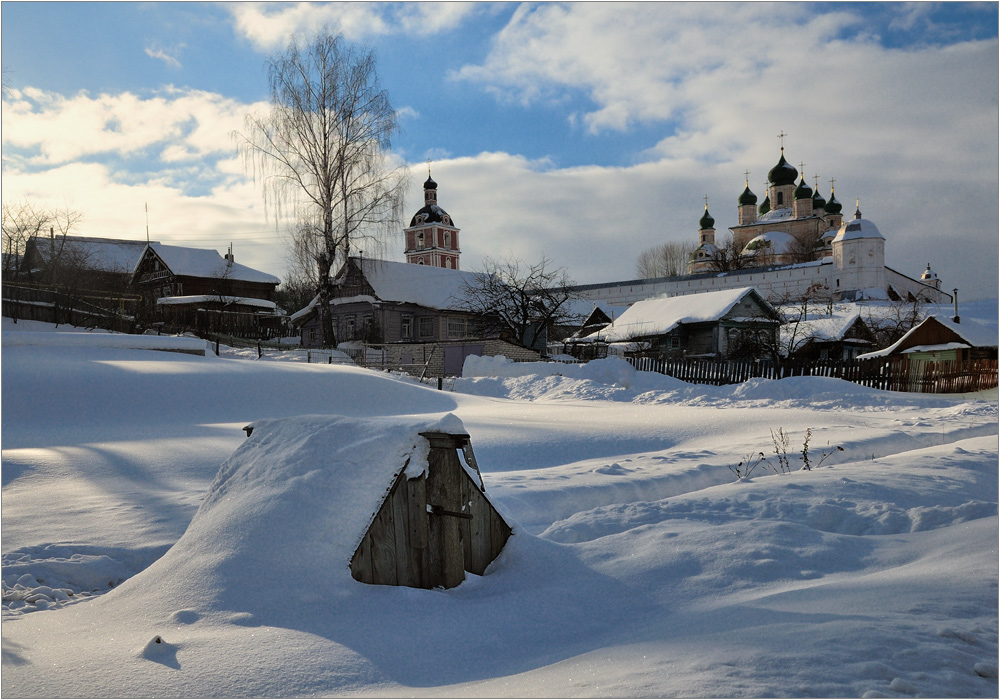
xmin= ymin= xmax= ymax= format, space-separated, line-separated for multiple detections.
xmin=2 ymin=2 xmax=998 ymax=299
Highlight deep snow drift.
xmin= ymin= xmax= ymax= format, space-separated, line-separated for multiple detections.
xmin=1 ymin=317 xmax=997 ymax=698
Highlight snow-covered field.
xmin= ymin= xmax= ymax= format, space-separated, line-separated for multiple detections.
xmin=2 ymin=308 xmax=997 ymax=698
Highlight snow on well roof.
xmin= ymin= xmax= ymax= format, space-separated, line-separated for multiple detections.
xmin=136 ymin=413 xmax=470 ymax=594
xmin=150 ymin=244 xmax=280 ymax=284
xmin=352 ymin=259 xmax=489 ymax=310
xmin=586 ymin=287 xmax=769 ymax=343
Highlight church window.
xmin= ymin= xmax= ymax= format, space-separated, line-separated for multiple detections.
xmin=444 ymin=231 xmax=451 ymax=248
xmin=776 ymin=192 xmax=783 ymax=206
xmin=417 ymin=232 xmax=424 ymax=248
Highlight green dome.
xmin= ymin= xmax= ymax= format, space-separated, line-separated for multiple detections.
xmin=738 ymin=185 xmax=757 ymax=206
xmin=758 ymin=194 xmax=771 ymax=216
xmin=812 ymin=188 xmax=826 ymax=210
xmin=699 ymin=206 xmax=715 ymax=230
xmin=768 ymin=151 xmax=798 ymax=186
xmin=824 ymin=190 xmax=842 ymax=215
xmin=794 ymin=177 xmax=813 ymax=200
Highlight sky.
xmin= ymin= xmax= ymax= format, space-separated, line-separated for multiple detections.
xmin=2 ymin=2 xmax=998 ymax=300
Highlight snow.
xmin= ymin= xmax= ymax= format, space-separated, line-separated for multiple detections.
xmin=860 ymin=314 xmax=998 ymax=359
xmin=353 ymin=258 xmax=488 ymax=310
xmin=150 ymin=243 xmax=280 ymax=284
xmin=2 ymin=314 xmax=997 ymax=698
xmin=584 ymin=286 xmax=771 ymax=342
xmin=156 ymin=294 xmax=278 ymax=311
xmin=30 ymin=235 xmax=151 ymax=273
xmin=833 ymin=217 xmax=885 ymax=242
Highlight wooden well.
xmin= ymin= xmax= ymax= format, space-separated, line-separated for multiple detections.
xmin=350 ymin=432 xmax=511 ymax=589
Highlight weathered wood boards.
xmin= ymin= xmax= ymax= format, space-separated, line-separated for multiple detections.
xmin=350 ymin=432 xmax=511 ymax=589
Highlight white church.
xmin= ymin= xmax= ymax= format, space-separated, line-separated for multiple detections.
xmin=571 ymin=146 xmax=951 ymax=307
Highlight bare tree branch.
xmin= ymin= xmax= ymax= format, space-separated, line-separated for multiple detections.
xmin=234 ymin=32 xmax=407 ymax=346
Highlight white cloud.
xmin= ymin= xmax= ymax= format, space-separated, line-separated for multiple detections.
xmin=145 ymin=45 xmax=183 ymax=69
xmin=1 ymin=86 xmax=264 ymax=167
xmin=228 ymin=2 xmax=480 ymax=51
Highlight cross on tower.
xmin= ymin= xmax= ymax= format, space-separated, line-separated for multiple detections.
xmin=777 ymin=130 xmax=787 ymax=149
xmin=829 ymin=177 xmax=837 ymax=191
xmin=426 ymin=159 xmax=432 ymax=178
xmin=799 ymin=162 xmax=806 ymax=177
xmin=743 ymin=169 xmax=751 ymax=184
xmin=813 ymin=173 xmax=821 ymax=189
xmin=703 ymin=194 xmax=710 ymax=208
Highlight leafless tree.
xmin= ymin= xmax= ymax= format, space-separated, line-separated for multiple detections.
xmin=2 ymin=201 xmax=82 ymax=323
xmin=634 ymin=241 xmax=696 ymax=278
xmin=458 ymin=256 xmax=582 ymax=352
xmin=235 ymin=32 xmax=407 ymax=347
xmin=705 ymin=234 xmax=754 ymax=272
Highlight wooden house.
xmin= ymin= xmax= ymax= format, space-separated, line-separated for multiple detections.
xmin=350 ymin=431 xmax=511 ymax=589
xmin=292 ymin=257 xmax=541 ymax=376
xmin=131 ymin=243 xmax=281 ymax=334
xmin=858 ymin=315 xmax=998 ymax=363
xmin=780 ymin=306 xmax=878 ymax=360
xmin=580 ymin=287 xmax=781 ymax=361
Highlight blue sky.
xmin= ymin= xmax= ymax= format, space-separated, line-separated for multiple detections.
xmin=2 ymin=2 xmax=998 ymax=299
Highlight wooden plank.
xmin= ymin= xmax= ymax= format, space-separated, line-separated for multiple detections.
xmin=390 ymin=479 xmax=417 ymax=588
xmin=350 ymin=532 xmax=374 ymax=584
xmin=459 ymin=472 xmax=474 ymax=571
xmin=407 ymin=476 xmax=428 ymax=549
xmin=369 ymin=499 xmax=397 ymax=586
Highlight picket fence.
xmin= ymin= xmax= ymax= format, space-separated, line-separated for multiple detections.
xmin=626 ymin=355 xmax=998 ymax=394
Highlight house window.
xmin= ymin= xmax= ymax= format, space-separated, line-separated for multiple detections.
xmin=419 ymin=317 xmax=434 ymax=339
xmin=346 ymin=315 xmax=356 ymax=339
xmin=309 ymin=328 xmax=316 ymax=343
xmin=363 ymin=313 xmax=373 ymax=338
xmin=670 ymin=336 xmax=680 ymax=349
xmin=401 ymin=315 xmax=413 ymax=340
xmin=447 ymin=317 xmax=466 ymax=339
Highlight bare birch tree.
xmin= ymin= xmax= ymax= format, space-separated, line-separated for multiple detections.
xmin=634 ymin=241 xmax=696 ymax=278
xmin=234 ymin=32 xmax=407 ymax=346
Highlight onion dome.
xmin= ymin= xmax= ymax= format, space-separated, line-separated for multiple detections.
xmin=794 ymin=177 xmax=813 ymax=200
xmin=767 ymin=149 xmax=798 ymax=186
xmin=824 ymin=188 xmax=842 ymax=215
xmin=699 ymin=205 xmax=715 ymax=230
xmin=423 ymin=176 xmax=437 ymax=190
xmin=758 ymin=193 xmax=771 ymax=216
xmin=409 ymin=203 xmax=453 ymax=227
xmin=812 ymin=186 xmax=826 ymax=210
xmin=920 ymin=263 xmax=938 ymax=282
xmin=738 ymin=182 xmax=757 ymax=206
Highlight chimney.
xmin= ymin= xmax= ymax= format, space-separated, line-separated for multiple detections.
xmin=952 ymin=288 xmax=960 ymax=324
xmin=225 ymin=243 xmax=234 ymax=266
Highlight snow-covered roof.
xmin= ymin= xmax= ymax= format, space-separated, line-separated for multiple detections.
xmin=858 ymin=314 xmax=998 ymax=359
xmin=585 ymin=287 xmax=774 ymax=343
xmin=743 ymin=230 xmax=797 ymax=256
xmin=780 ymin=305 xmax=868 ymax=353
xmin=756 ymin=207 xmax=794 ymax=223
xmin=149 ymin=244 xmax=280 ymax=285
xmin=156 ymin=295 xmax=277 ymax=311
xmin=31 ymin=235 xmax=153 ymax=273
xmin=833 ymin=218 xmax=884 ymax=243
xmin=349 ymin=259 xmax=489 ymax=310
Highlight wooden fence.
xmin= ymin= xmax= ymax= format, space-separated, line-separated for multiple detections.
xmin=626 ymin=355 xmax=998 ymax=394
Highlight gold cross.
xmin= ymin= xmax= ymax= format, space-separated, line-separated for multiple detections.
xmin=703 ymin=194 xmax=710 ymax=208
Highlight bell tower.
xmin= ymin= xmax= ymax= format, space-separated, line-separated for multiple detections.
xmin=403 ymin=171 xmax=461 ymax=269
